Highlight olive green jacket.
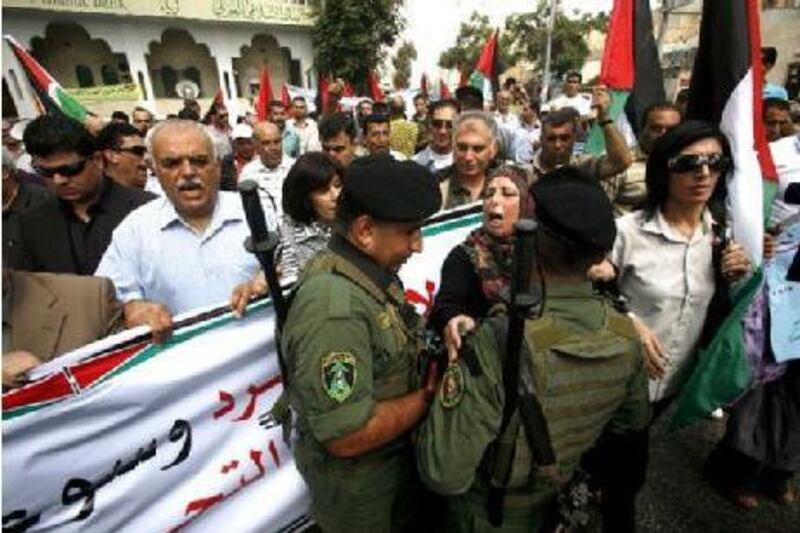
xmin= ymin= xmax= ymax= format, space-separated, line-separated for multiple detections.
xmin=281 ymin=234 xmax=425 ymax=532
xmin=417 ymin=281 xmax=650 ymax=531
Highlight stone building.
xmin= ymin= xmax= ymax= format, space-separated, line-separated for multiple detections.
xmin=2 ymin=0 xmax=319 ymax=119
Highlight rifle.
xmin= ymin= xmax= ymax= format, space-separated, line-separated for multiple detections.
xmin=238 ymin=179 xmax=289 ymax=380
xmin=487 ymin=219 xmax=544 ymax=527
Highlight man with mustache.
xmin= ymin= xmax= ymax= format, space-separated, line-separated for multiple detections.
xmin=95 ymin=120 xmax=260 ymax=342
xmin=531 ymin=86 xmax=632 ymax=186
xmin=15 ymin=115 xmax=153 ymax=274
xmin=280 ymin=154 xmax=441 ymax=532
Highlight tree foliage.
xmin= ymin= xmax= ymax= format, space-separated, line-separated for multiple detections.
xmin=504 ymin=3 xmax=607 ymax=79
xmin=392 ymin=41 xmax=417 ymax=89
xmin=312 ymin=0 xmax=405 ymax=91
xmin=438 ymin=12 xmax=512 ymax=75
xmin=438 ymin=4 xmax=607 ymax=80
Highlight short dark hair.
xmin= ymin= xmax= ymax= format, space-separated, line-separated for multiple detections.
xmin=319 ymin=112 xmax=357 ymax=142
xmin=23 ymin=114 xmax=96 ymax=158
xmin=292 ymin=96 xmax=306 ymax=104
xmin=372 ymin=102 xmax=390 ymax=115
xmin=269 ymin=100 xmax=284 ymax=109
xmin=111 ymin=110 xmax=129 ymax=122
xmin=542 ymin=108 xmax=579 ymax=131
xmin=565 ymin=70 xmax=582 ymax=82
xmin=455 ymin=86 xmax=483 ymax=111
xmin=761 ymin=46 xmax=778 ymax=67
xmin=177 ymin=107 xmax=200 ymax=121
xmin=96 ymin=121 xmax=142 ymax=151
xmin=503 ymin=77 xmax=517 ymax=90
xmin=641 ymin=101 xmax=682 ymax=129
xmin=413 ymin=93 xmax=427 ymax=103
xmin=363 ymin=113 xmax=390 ymax=134
xmin=282 ymin=152 xmax=343 ymax=225
xmin=429 ymin=98 xmax=458 ymax=116
xmin=764 ymin=97 xmax=791 ymax=114
xmin=536 ymin=227 xmax=603 ymax=276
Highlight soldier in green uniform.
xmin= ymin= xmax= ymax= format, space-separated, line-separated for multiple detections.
xmin=281 ymin=154 xmax=441 ymax=532
xmin=417 ymin=168 xmax=650 ymax=532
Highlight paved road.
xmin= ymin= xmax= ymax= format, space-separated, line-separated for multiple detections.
xmin=637 ymin=410 xmax=799 ymax=533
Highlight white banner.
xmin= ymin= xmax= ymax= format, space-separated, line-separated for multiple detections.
xmin=2 ymin=206 xmax=481 ymax=533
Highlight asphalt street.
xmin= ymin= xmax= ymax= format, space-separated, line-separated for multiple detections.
xmin=637 ymin=410 xmax=799 ymax=533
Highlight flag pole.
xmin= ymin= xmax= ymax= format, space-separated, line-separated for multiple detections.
xmin=540 ymin=0 xmax=558 ymax=103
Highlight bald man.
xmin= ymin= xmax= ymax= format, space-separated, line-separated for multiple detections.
xmin=95 ymin=120 xmax=260 ymax=342
xmin=240 ymin=121 xmax=296 ymax=229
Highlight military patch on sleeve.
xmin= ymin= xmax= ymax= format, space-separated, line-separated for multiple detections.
xmin=321 ymin=352 xmax=358 ymax=403
xmin=439 ymin=363 xmax=465 ymax=409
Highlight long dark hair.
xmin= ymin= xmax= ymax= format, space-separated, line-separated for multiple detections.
xmin=282 ymin=152 xmax=343 ymax=225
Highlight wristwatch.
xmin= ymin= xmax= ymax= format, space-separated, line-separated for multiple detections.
xmin=598 ymin=118 xmax=614 ymax=127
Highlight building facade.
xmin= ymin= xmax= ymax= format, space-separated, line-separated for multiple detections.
xmin=2 ymin=0 xmax=319 ymax=119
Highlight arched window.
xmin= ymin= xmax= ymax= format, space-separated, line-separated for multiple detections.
xmin=182 ymin=67 xmax=202 ymax=92
xmin=161 ymin=66 xmax=178 ymax=96
xmin=101 ymin=65 xmax=120 ymax=85
xmin=75 ymin=65 xmax=95 ymax=87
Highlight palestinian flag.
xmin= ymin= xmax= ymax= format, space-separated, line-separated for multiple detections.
xmin=280 ymin=83 xmax=291 ymax=109
xmin=4 ymin=34 xmax=88 ymax=122
xmin=469 ymin=29 xmax=500 ymax=98
xmin=254 ymin=67 xmax=274 ymax=121
xmin=670 ymin=0 xmax=779 ymax=430
xmin=420 ymin=73 xmax=429 ymax=98
xmin=586 ymin=0 xmax=664 ymax=154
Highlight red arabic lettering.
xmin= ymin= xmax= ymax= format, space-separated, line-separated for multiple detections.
xmin=212 ymin=391 xmax=236 ymax=419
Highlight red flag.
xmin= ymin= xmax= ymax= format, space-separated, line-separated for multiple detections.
xmin=367 ymin=70 xmax=384 ymax=102
xmin=254 ymin=68 xmax=273 ymax=121
xmin=319 ymin=74 xmax=330 ymax=114
xmin=475 ymin=29 xmax=498 ymax=79
xmin=599 ymin=0 xmax=635 ymax=90
xmin=420 ymin=73 xmax=429 ymax=97
xmin=440 ymin=79 xmax=451 ymax=99
xmin=343 ymin=82 xmax=355 ymax=97
xmin=458 ymin=70 xmax=468 ymax=88
xmin=281 ymin=84 xmax=291 ymax=109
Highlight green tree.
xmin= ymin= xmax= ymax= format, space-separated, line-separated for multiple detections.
xmin=504 ymin=2 xmax=607 ymax=79
xmin=392 ymin=41 xmax=417 ymax=89
xmin=312 ymin=0 xmax=405 ymax=92
xmin=438 ymin=11 xmax=512 ymax=76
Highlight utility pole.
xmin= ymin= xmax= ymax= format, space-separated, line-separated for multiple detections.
xmin=540 ymin=0 xmax=558 ymax=103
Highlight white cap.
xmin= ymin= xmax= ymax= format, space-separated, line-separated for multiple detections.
xmin=231 ymin=123 xmax=254 ymax=139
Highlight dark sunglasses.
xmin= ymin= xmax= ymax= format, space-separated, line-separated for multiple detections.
xmin=431 ymin=119 xmax=453 ymax=130
xmin=115 ymin=146 xmax=147 ymax=157
xmin=667 ymin=153 xmax=729 ymax=173
xmin=34 ymin=159 xmax=88 ymax=179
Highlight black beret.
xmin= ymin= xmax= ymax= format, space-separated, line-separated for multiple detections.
xmin=342 ymin=154 xmax=441 ymax=222
xmin=531 ymin=166 xmax=616 ymax=252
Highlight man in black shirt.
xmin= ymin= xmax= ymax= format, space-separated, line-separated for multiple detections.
xmin=16 ymin=115 xmax=153 ymax=275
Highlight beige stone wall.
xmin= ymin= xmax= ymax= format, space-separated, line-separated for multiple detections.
xmin=146 ymin=29 xmax=220 ymax=98
xmin=31 ymin=22 xmax=125 ymax=88
xmin=233 ymin=34 xmax=290 ymax=101
xmin=761 ymin=8 xmax=800 ymax=86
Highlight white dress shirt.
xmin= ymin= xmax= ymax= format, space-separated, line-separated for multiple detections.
xmin=611 ymin=209 xmax=716 ymax=401
xmin=239 ymin=156 xmax=296 ymax=231
xmin=547 ymin=93 xmax=593 ymax=117
xmin=413 ymin=146 xmax=453 ymax=172
xmin=95 ymin=192 xmax=260 ymax=315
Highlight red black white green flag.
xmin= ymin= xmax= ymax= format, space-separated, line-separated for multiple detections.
xmin=254 ymin=68 xmax=274 ymax=121
xmin=670 ymin=0 xmax=779 ymax=430
xmin=469 ymin=29 xmax=500 ymax=97
xmin=4 ymin=34 xmax=88 ymax=122
xmin=586 ymin=0 xmax=664 ymax=154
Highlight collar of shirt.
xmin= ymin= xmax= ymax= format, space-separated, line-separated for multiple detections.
xmin=531 ymin=151 xmax=582 ymax=175
xmin=540 ymin=280 xmax=605 ymax=329
xmin=328 ymin=233 xmax=405 ymax=305
xmin=641 ymin=208 xmax=713 ymax=244
xmin=243 ymin=157 xmax=292 ymax=176
xmin=157 ymin=192 xmax=244 ymax=239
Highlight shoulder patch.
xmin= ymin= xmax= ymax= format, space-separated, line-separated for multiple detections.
xmin=439 ymin=363 xmax=465 ymax=409
xmin=321 ymin=352 xmax=357 ymax=403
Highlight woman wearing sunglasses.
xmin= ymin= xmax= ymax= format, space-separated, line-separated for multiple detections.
xmin=607 ymin=120 xmax=751 ymax=405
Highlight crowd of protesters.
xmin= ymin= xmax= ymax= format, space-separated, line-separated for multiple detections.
xmin=2 ymin=45 xmax=799 ymax=531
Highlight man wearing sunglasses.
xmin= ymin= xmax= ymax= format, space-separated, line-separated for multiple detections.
xmin=413 ymin=99 xmax=457 ymax=172
xmin=15 ymin=115 xmax=153 ymax=275
xmin=97 ymin=122 xmax=149 ymax=189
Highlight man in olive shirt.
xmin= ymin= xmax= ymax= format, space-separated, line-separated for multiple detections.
xmin=417 ymin=170 xmax=649 ymax=531
xmin=281 ymin=155 xmax=441 ymax=532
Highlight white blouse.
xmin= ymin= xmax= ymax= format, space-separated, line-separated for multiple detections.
xmin=611 ymin=209 xmax=717 ymax=401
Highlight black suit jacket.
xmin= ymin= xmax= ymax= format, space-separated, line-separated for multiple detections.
xmin=16 ymin=178 xmax=154 ymax=275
